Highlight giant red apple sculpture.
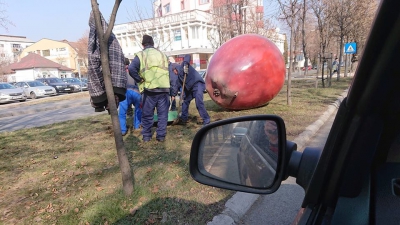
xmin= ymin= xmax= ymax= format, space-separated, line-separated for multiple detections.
xmin=206 ymin=34 xmax=285 ymax=110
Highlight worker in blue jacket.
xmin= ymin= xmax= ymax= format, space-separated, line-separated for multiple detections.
xmin=171 ymin=55 xmax=210 ymax=126
xmin=119 ymin=57 xmax=142 ymax=136
xmin=169 ymin=62 xmax=179 ymax=111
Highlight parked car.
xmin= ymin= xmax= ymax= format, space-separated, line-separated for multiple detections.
xmin=14 ymin=81 xmax=57 ymax=99
xmin=79 ymin=78 xmax=88 ymax=83
xmin=35 ymin=77 xmax=74 ymax=93
xmin=62 ymin=78 xmax=88 ymax=91
xmin=7 ymin=82 xmax=16 ymax=87
xmin=0 ymin=82 xmax=27 ymax=103
xmin=189 ymin=1 xmax=399 ymax=224
xmin=230 ymin=126 xmax=248 ymax=146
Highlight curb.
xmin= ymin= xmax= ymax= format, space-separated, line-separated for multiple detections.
xmin=207 ymin=89 xmax=348 ymax=225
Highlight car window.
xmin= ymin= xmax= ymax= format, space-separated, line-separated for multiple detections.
xmin=68 ymin=78 xmax=81 ymax=82
xmin=28 ymin=81 xmax=45 ymax=87
xmin=48 ymin=78 xmax=63 ymax=83
xmin=0 ymin=83 xmax=15 ymax=89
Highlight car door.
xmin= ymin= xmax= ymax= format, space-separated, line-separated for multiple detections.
xmin=292 ymin=2 xmax=400 ymax=224
xmin=189 ymin=1 xmax=400 ymax=224
xmin=15 ymin=82 xmax=28 ymax=96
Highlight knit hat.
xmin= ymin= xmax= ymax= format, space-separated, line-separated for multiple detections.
xmin=124 ymin=57 xmax=130 ymax=65
xmin=142 ymin=34 xmax=154 ymax=46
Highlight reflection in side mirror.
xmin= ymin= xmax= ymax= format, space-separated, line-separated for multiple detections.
xmin=197 ymin=120 xmax=280 ymax=189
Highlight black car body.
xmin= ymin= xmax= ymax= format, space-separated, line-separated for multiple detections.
xmin=35 ymin=78 xmax=74 ymax=93
xmin=189 ymin=1 xmax=400 ymax=224
xmin=62 ymin=78 xmax=88 ymax=92
xmin=236 ymin=120 xmax=278 ymax=188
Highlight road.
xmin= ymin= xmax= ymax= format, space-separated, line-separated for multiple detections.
xmin=238 ymin=108 xmax=337 ymax=225
xmin=0 ymin=96 xmax=104 ymax=132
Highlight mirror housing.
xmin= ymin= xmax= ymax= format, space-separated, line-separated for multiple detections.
xmin=189 ymin=115 xmax=323 ymax=195
xmin=189 ymin=115 xmax=290 ymax=194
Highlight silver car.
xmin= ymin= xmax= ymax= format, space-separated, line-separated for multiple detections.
xmin=14 ymin=81 xmax=57 ymax=99
xmin=0 ymin=82 xmax=27 ymax=103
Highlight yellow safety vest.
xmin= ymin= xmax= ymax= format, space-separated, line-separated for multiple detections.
xmin=135 ymin=48 xmax=170 ymax=92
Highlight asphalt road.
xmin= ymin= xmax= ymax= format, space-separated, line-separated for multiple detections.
xmin=0 ymin=96 xmax=104 ymax=132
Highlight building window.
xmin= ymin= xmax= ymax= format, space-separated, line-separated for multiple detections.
xmin=164 ymin=3 xmax=170 ymax=13
xmin=57 ymin=48 xmax=66 ymax=51
xmin=12 ymin=44 xmax=21 ymax=48
xmin=181 ymin=1 xmax=185 ymax=10
xmin=191 ymin=26 xmax=200 ymax=39
xmin=42 ymin=50 xmax=50 ymax=57
xmin=199 ymin=0 xmax=209 ymax=4
xmin=0 ymin=44 xmax=4 ymax=47
xmin=174 ymin=29 xmax=181 ymax=41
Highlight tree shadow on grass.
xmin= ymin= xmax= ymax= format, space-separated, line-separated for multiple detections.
xmin=112 ymin=195 xmax=232 ymax=225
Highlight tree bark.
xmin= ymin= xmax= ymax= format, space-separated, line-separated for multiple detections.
xmin=90 ymin=0 xmax=134 ymax=196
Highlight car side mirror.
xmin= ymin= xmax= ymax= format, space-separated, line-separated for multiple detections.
xmin=189 ymin=115 xmax=322 ymax=195
xmin=189 ymin=115 xmax=290 ymax=194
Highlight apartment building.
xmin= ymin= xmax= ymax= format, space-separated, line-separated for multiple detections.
xmin=0 ymin=35 xmax=35 ymax=64
xmin=19 ymin=39 xmax=82 ymax=75
xmin=113 ymin=0 xmax=284 ymax=70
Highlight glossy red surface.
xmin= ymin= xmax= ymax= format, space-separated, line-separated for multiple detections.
xmin=206 ymin=34 xmax=286 ymax=110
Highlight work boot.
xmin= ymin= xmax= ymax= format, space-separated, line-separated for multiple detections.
xmin=173 ymin=118 xmax=187 ymax=125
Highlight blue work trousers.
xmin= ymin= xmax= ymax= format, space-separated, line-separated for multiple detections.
xmin=119 ymin=89 xmax=142 ymax=132
xmin=141 ymin=91 xmax=170 ymax=141
xmin=181 ymin=82 xmax=210 ymax=124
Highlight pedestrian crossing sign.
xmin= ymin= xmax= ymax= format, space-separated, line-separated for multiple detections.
xmin=345 ymin=42 xmax=357 ymax=54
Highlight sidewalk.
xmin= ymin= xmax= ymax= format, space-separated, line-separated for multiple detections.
xmin=207 ymin=89 xmax=349 ymax=225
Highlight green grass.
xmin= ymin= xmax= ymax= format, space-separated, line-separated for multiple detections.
xmin=0 ymin=77 xmax=352 ymax=224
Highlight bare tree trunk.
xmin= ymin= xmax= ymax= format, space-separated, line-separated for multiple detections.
xmin=90 ymin=0 xmax=134 ymax=196
xmin=301 ymin=0 xmax=309 ymax=77
xmin=287 ymin=26 xmax=293 ymax=106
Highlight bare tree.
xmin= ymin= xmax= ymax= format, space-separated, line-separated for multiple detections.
xmin=0 ymin=56 xmax=11 ymax=82
xmin=345 ymin=0 xmax=379 ymax=74
xmin=125 ymin=0 xmax=177 ymax=52
xmin=310 ymin=0 xmax=333 ymax=88
xmin=276 ymin=0 xmax=301 ymax=105
xmin=0 ymin=2 xmax=13 ymax=31
xmin=209 ymin=0 xmax=265 ymax=48
xmin=90 ymin=0 xmax=134 ymax=196
xmin=300 ymin=0 xmax=311 ymax=76
xmin=55 ymin=56 xmax=67 ymax=66
xmin=75 ymin=31 xmax=89 ymax=75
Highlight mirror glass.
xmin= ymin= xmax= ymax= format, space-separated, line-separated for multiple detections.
xmin=198 ymin=120 xmax=280 ymax=188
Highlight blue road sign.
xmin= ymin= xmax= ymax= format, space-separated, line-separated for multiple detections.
xmin=345 ymin=42 xmax=357 ymax=54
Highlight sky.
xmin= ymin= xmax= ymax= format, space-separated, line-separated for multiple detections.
xmin=3 ymin=0 xmax=153 ymax=42
xmin=2 ymin=0 xmax=280 ymax=43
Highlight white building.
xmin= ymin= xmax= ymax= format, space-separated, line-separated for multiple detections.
xmin=0 ymin=35 xmax=35 ymax=63
xmin=113 ymin=0 xmax=285 ymax=70
xmin=5 ymin=53 xmax=73 ymax=82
